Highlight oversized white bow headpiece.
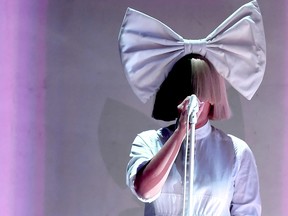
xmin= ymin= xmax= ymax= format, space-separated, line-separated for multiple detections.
xmin=118 ymin=0 xmax=266 ymax=103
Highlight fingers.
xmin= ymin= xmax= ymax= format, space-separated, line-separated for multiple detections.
xmin=177 ymin=95 xmax=206 ymax=121
xmin=177 ymin=96 xmax=190 ymax=113
xmin=177 ymin=96 xmax=193 ymax=130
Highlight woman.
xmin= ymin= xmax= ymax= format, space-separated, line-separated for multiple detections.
xmin=126 ymin=54 xmax=261 ymax=215
xmin=118 ymin=1 xmax=266 ymax=215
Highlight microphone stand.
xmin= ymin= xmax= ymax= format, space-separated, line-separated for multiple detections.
xmin=182 ymin=96 xmax=198 ymax=216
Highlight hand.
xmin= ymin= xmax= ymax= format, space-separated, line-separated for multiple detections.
xmin=177 ymin=96 xmax=206 ymax=131
xmin=176 ymin=96 xmax=191 ymax=131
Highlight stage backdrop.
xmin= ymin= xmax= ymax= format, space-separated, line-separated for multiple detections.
xmin=0 ymin=0 xmax=287 ymax=215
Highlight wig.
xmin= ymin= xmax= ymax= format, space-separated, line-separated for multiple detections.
xmin=152 ymin=54 xmax=231 ymax=121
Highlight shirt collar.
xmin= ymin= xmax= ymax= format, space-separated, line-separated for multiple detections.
xmin=195 ymin=120 xmax=212 ymax=140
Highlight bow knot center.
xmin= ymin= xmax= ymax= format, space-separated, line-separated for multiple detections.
xmin=184 ymin=39 xmax=207 ymax=56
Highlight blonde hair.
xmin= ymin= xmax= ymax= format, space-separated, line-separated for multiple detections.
xmin=191 ymin=57 xmax=231 ymax=120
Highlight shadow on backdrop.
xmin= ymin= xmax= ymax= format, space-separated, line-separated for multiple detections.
xmin=119 ymin=207 xmax=144 ymax=216
xmin=98 ymin=98 xmax=160 ymax=189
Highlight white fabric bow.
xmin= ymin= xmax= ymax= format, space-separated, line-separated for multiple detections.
xmin=118 ymin=0 xmax=266 ymax=103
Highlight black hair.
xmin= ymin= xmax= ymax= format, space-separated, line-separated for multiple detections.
xmin=152 ymin=54 xmax=197 ymax=121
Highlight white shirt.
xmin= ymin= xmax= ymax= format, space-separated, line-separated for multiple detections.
xmin=126 ymin=121 xmax=261 ymax=216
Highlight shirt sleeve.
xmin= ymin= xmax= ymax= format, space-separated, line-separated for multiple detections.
xmin=126 ymin=130 xmax=162 ymax=202
xmin=229 ymin=135 xmax=261 ymax=215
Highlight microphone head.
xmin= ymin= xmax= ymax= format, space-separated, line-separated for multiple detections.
xmin=188 ymin=95 xmax=199 ymax=124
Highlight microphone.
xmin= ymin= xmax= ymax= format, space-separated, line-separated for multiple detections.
xmin=187 ymin=95 xmax=199 ymax=124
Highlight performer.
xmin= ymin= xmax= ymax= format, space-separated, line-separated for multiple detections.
xmin=118 ymin=1 xmax=266 ymax=215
